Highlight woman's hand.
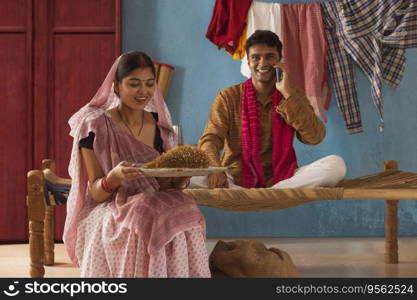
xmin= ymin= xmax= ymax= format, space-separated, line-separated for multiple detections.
xmin=156 ymin=176 xmax=191 ymax=191
xmin=108 ymin=161 xmax=145 ymax=183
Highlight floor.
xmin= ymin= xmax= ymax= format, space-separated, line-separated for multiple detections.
xmin=1 ymin=237 xmax=417 ymax=277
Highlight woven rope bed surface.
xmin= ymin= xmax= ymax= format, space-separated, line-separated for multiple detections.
xmin=183 ymin=170 xmax=417 ymax=212
xmin=336 ymin=170 xmax=417 ymax=189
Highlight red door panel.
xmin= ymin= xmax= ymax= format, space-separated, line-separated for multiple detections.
xmin=0 ymin=0 xmax=120 ymax=243
xmin=52 ymin=34 xmax=118 ymax=238
xmin=0 ymin=0 xmax=32 ymax=243
xmin=53 ymin=34 xmax=117 ymax=178
xmin=0 ymin=0 xmax=27 ymax=27
xmin=53 ymin=0 xmax=116 ymax=28
xmin=46 ymin=0 xmax=121 ymax=240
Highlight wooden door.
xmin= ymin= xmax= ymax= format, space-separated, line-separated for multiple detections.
xmin=0 ymin=0 xmax=33 ymax=243
xmin=0 ymin=0 xmax=121 ymax=242
xmin=34 ymin=0 xmax=121 ymax=240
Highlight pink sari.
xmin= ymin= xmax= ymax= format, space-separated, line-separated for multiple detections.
xmin=63 ymin=56 xmax=210 ymax=277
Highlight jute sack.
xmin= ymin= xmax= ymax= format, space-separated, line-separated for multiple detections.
xmin=209 ymin=239 xmax=297 ymax=278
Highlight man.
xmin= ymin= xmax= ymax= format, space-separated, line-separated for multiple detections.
xmin=193 ymin=30 xmax=345 ymax=189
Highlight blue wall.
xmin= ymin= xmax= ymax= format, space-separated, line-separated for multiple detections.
xmin=123 ymin=0 xmax=417 ymax=237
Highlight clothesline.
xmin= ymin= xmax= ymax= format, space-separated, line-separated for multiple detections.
xmin=205 ymin=0 xmax=417 ymax=134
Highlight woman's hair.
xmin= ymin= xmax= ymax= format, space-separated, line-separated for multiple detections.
xmin=115 ymin=51 xmax=156 ymax=82
xmin=245 ymin=30 xmax=283 ymax=57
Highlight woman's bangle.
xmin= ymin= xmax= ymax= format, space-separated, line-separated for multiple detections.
xmin=101 ymin=175 xmax=117 ymax=193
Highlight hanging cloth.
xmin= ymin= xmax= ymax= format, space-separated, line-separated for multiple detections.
xmin=206 ymin=0 xmax=253 ymax=55
xmin=241 ymin=1 xmax=282 ymax=78
xmin=280 ymin=3 xmax=330 ymax=122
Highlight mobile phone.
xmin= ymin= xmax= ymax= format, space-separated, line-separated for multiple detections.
xmin=275 ymin=68 xmax=283 ymax=82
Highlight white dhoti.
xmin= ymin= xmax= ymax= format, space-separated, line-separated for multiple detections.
xmin=189 ymin=155 xmax=347 ymax=189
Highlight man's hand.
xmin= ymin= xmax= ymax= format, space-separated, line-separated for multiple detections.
xmin=207 ymin=172 xmax=229 ymax=189
xmin=274 ymin=62 xmax=292 ymax=99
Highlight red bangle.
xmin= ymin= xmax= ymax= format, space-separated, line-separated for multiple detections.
xmin=101 ymin=175 xmax=116 ymax=193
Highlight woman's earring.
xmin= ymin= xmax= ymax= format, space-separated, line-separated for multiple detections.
xmin=113 ymin=83 xmax=120 ymax=97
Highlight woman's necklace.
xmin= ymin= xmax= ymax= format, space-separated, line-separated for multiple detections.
xmin=117 ymin=108 xmax=145 ymax=138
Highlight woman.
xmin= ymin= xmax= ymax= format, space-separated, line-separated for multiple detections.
xmin=63 ymin=51 xmax=211 ymax=277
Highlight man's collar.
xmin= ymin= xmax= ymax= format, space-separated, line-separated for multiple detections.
xmin=257 ymin=95 xmax=273 ymax=107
